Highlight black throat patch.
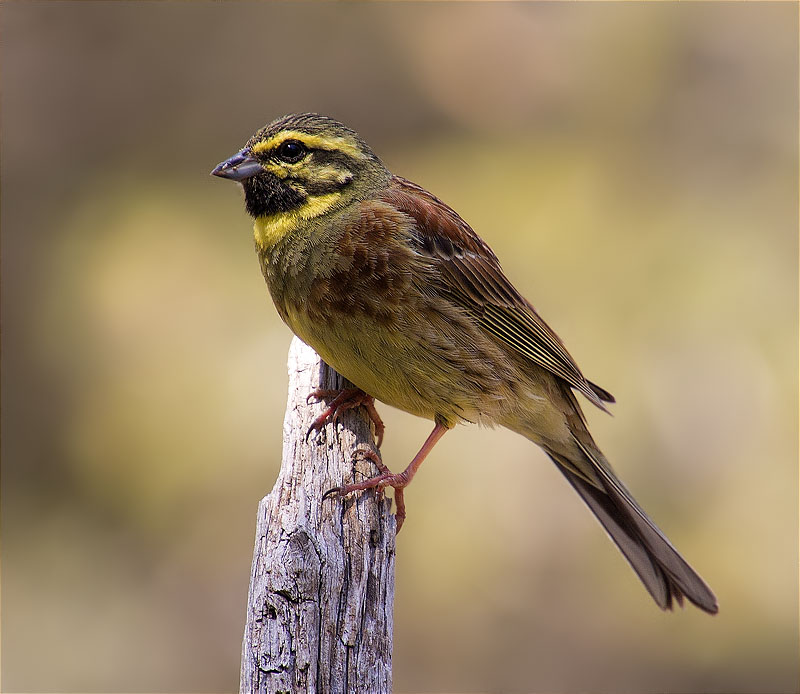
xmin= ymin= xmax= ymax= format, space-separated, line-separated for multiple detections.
xmin=242 ymin=172 xmax=306 ymax=218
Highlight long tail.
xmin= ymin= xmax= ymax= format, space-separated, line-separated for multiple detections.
xmin=546 ymin=443 xmax=718 ymax=614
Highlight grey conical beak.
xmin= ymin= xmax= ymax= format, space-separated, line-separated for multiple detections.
xmin=211 ymin=149 xmax=263 ymax=181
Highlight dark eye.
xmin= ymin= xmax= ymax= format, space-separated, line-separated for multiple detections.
xmin=276 ymin=140 xmax=306 ymax=163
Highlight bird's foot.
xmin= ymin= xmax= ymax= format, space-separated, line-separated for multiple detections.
xmin=323 ymin=448 xmax=408 ymax=532
xmin=322 ymin=422 xmax=449 ymax=533
xmin=306 ymin=387 xmax=385 ymax=448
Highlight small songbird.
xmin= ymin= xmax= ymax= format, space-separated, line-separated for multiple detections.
xmin=212 ymin=113 xmax=718 ymax=614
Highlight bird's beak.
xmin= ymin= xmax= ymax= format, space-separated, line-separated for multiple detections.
xmin=211 ymin=149 xmax=263 ymax=181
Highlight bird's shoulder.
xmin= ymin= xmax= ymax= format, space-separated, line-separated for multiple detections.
xmin=364 ymin=175 xmax=615 ymax=410
xmin=378 ymin=176 xmax=500 ymax=262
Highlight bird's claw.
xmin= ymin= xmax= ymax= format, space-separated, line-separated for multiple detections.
xmin=322 ymin=486 xmax=345 ymax=501
xmin=305 ymin=387 xmax=385 ymax=448
xmin=323 ymin=449 xmax=410 ymax=532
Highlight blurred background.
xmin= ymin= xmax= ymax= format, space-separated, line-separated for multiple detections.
xmin=2 ymin=3 xmax=797 ymax=692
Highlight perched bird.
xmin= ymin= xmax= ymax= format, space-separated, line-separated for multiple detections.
xmin=212 ymin=113 xmax=718 ymax=614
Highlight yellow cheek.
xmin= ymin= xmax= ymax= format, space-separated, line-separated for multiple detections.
xmin=264 ymin=163 xmax=289 ymax=179
xmin=313 ymin=164 xmax=353 ymax=185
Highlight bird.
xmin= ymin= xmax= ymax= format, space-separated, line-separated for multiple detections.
xmin=212 ymin=112 xmax=718 ymax=614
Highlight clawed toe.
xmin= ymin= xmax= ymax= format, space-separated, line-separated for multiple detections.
xmin=322 ymin=486 xmax=345 ymax=501
xmin=307 ymin=388 xmax=338 ymax=406
xmin=305 ymin=387 xmax=385 ymax=448
xmin=320 ymin=421 xmax=449 ymax=535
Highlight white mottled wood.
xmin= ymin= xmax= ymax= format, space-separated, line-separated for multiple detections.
xmin=240 ymin=337 xmax=395 ymax=694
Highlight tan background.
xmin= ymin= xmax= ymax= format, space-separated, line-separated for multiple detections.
xmin=2 ymin=2 xmax=797 ymax=692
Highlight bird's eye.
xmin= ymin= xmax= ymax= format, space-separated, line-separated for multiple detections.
xmin=276 ymin=140 xmax=307 ymax=163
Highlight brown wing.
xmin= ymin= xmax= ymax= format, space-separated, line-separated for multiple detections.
xmin=382 ymin=176 xmax=614 ymax=411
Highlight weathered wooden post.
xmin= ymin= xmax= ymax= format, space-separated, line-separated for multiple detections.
xmin=239 ymin=337 xmax=395 ymax=694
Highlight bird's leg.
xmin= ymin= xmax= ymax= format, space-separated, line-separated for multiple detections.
xmin=323 ymin=421 xmax=449 ymax=532
xmin=306 ymin=387 xmax=385 ymax=448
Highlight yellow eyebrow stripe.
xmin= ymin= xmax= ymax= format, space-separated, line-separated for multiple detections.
xmin=251 ymin=131 xmax=365 ymax=160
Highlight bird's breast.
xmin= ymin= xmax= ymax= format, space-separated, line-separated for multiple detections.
xmin=255 ymin=206 xmax=523 ymax=426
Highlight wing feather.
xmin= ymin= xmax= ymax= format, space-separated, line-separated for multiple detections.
xmin=381 ymin=176 xmax=614 ymax=410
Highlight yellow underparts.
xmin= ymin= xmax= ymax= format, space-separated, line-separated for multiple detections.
xmin=253 ymin=192 xmax=341 ymax=250
xmin=251 ymin=131 xmax=365 ymax=161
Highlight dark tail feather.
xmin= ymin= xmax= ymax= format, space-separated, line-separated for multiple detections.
xmin=587 ymin=380 xmax=615 ymax=404
xmin=548 ymin=452 xmax=718 ymax=614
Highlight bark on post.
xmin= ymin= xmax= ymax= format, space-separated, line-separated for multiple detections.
xmin=240 ymin=337 xmax=395 ymax=694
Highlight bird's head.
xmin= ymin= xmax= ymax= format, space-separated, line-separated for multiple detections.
xmin=212 ymin=113 xmax=390 ymax=221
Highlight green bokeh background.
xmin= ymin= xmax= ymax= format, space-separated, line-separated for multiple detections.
xmin=2 ymin=2 xmax=797 ymax=692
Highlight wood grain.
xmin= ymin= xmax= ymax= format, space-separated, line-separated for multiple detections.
xmin=239 ymin=337 xmax=395 ymax=694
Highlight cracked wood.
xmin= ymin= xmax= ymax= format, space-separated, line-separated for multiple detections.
xmin=239 ymin=337 xmax=395 ymax=694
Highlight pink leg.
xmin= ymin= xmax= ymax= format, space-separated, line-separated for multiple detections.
xmin=323 ymin=421 xmax=450 ymax=532
xmin=307 ymin=387 xmax=386 ymax=448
